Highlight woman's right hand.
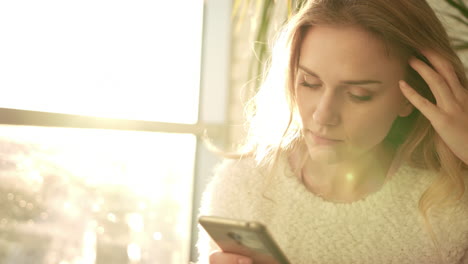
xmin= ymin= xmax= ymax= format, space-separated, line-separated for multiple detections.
xmin=209 ymin=251 xmax=253 ymax=264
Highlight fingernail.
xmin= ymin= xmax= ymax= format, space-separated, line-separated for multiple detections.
xmin=238 ymin=258 xmax=253 ymax=264
xmin=399 ymin=80 xmax=407 ymax=87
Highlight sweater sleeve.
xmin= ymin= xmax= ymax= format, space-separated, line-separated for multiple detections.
xmin=195 ymin=158 xmax=256 ymax=264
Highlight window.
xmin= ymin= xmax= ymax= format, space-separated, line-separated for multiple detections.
xmin=0 ymin=1 xmax=231 ymax=263
xmin=0 ymin=0 xmax=202 ymax=124
xmin=0 ymin=126 xmax=196 ymax=263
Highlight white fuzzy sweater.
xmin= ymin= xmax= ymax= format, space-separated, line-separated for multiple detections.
xmin=197 ymin=155 xmax=468 ymax=264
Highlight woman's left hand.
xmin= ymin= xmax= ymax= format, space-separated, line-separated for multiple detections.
xmin=399 ymin=49 xmax=468 ymax=166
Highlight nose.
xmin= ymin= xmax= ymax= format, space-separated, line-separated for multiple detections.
xmin=312 ymin=92 xmax=340 ymax=126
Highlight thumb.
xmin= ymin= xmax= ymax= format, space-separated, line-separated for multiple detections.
xmin=209 ymin=250 xmax=253 ymax=264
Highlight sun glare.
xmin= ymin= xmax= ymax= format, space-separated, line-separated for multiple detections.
xmin=0 ymin=0 xmax=203 ymax=124
xmin=0 ymin=124 xmax=197 ymax=263
xmin=0 ymin=1 xmax=203 ymax=262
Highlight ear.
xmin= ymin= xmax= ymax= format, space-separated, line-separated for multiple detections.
xmin=398 ymin=100 xmax=413 ymax=117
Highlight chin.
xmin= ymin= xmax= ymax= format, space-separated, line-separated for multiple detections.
xmin=307 ymin=148 xmax=343 ymax=164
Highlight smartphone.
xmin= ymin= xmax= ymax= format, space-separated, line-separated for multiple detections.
xmin=198 ymin=215 xmax=291 ymax=264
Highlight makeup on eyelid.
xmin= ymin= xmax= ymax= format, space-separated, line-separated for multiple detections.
xmin=298 ymin=66 xmax=383 ymax=88
xmin=299 ymin=75 xmax=374 ymax=101
xmin=348 ymin=87 xmax=372 ymax=97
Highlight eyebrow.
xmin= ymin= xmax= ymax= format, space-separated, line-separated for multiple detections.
xmin=298 ymin=65 xmax=383 ymax=85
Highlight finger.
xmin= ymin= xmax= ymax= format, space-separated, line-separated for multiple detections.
xmin=209 ymin=251 xmax=253 ymax=264
xmin=399 ymin=80 xmax=444 ymax=123
xmin=408 ymin=56 xmax=455 ymax=108
xmin=420 ymin=49 xmax=466 ymax=100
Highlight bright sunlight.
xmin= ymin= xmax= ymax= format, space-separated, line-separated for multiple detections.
xmin=0 ymin=0 xmax=204 ymax=263
xmin=0 ymin=0 xmax=203 ymax=124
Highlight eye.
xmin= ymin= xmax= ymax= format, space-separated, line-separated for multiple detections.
xmin=298 ymin=73 xmax=321 ymax=89
xmin=348 ymin=93 xmax=372 ymax=102
xmin=299 ymin=81 xmax=321 ymax=89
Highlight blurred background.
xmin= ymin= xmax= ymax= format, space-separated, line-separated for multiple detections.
xmin=0 ymin=0 xmax=466 ymax=263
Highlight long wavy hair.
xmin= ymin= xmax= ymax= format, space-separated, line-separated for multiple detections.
xmin=231 ymin=0 xmax=467 ymax=260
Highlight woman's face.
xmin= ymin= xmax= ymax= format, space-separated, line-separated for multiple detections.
xmin=295 ymin=25 xmax=412 ymax=164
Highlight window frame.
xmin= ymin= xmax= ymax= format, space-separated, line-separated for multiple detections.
xmin=0 ymin=107 xmax=225 ymax=137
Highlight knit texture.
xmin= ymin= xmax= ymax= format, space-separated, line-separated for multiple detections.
xmin=197 ymin=155 xmax=468 ymax=264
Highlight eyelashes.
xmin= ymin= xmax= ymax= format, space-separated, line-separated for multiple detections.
xmin=299 ymin=81 xmax=321 ymax=89
xmin=348 ymin=94 xmax=372 ymax=102
xmin=299 ymin=81 xmax=373 ymax=102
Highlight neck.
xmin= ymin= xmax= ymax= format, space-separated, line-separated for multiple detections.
xmin=297 ymin=142 xmax=396 ymax=202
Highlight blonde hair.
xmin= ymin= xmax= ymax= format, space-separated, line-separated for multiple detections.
xmin=232 ymin=0 xmax=468 ymax=260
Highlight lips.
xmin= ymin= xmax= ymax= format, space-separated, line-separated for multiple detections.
xmin=307 ymin=130 xmax=342 ymax=145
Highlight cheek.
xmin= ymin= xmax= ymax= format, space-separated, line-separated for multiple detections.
xmin=344 ymin=107 xmax=399 ymax=147
xmin=344 ymin=87 xmax=407 ymax=147
xmin=295 ymin=88 xmax=315 ymax=118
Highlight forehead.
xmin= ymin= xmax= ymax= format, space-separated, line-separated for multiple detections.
xmin=298 ymin=25 xmax=406 ymax=80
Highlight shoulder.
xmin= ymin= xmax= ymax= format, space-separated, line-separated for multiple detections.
xmin=214 ymin=156 xmax=260 ymax=176
xmin=456 ymin=169 xmax=468 ymax=208
xmin=396 ymin=164 xmax=468 ymax=198
xmin=209 ymin=155 xmax=266 ymax=187
xmin=198 ymin=155 xmax=274 ymax=220
xmin=201 ymin=155 xmax=266 ymax=203
xmin=436 ymin=173 xmax=468 ymax=257
xmin=418 ymin=168 xmax=468 ymax=235
xmin=390 ymin=163 xmax=437 ymax=192
xmin=402 ymin=166 xmax=468 ymax=250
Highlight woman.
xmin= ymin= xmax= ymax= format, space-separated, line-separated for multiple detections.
xmin=197 ymin=0 xmax=468 ymax=263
